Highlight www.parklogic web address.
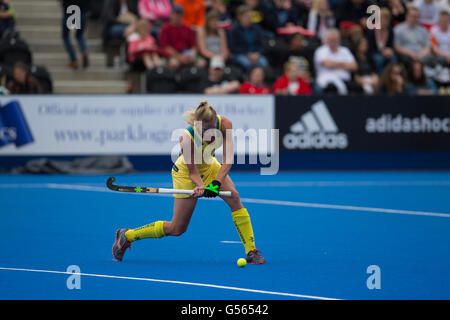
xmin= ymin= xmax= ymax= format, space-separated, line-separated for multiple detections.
xmin=54 ymin=125 xmax=172 ymax=146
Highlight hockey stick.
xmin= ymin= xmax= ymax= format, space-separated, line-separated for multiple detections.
xmin=106 ymin=177 xmax=232 ymax=197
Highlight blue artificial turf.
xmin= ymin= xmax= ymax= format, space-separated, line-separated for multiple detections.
xmin=0 ymin=172 xmax=449 ymax=300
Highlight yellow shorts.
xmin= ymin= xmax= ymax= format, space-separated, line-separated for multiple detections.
xmin=171 ymin=155 xmax=222 ymax=198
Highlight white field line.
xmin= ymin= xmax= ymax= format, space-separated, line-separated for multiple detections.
xmin=1 ymin=183 xmax=449 ymax=218
xmin=236 ymin=180 xmax=450 ymax=187
xmin=239 ymin=197 xmax=450 ymax=218
xmin=0 ymin=266 xmax=340 ymax=300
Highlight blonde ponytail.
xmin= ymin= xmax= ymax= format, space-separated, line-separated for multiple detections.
xmin=183 ymin=110 xmax=196 ymax=126
xmin=183 ymin=98 xmax=217 ymax=126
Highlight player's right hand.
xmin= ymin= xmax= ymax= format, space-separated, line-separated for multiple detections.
xmin=191 ymin=186 xmax=205 ymax=198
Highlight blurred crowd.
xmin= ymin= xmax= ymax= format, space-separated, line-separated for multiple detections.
xmin=103 ymin=0 xmax=449 ymax=95
xmin=0 ymin=0 xmax=53 ymax=94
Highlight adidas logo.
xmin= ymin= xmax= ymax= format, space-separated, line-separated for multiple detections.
xmin=282 ymin=100 xmax=348 ymax=150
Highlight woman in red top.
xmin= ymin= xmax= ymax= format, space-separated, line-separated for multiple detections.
xmin=272 ymin=61 xmax=312 ymax=95
xmin=239 ymin=66 xmax=271 ymax=94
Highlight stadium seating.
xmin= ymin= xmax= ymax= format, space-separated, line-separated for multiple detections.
xmin=0 ymin=0 xmax=448 ymax=95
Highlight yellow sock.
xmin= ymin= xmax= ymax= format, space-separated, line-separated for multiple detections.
xmin=232 ymin=208 xmax=256 ymax=254
xmin=125 ymin=221 xmax=165 ymax=242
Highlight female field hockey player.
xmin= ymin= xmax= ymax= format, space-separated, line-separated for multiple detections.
xmin=112 ymin=99 xmax=265 ymax=264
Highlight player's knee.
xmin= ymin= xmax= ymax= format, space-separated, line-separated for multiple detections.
xmin=231 ymin=189 xmax=240 ymax=202
xmin=227 ymin=189 xmax=242 ymax=210
xmin=169 ymin=223 xmax=188 ymax=236
xmin=172 ymin=229 xmax=186 ymax=236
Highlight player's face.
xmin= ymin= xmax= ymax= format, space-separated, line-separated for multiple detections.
xmin=201 ymin=119 xmax=217 ymax=134
xmin=195 ymin=118 xmax=217 ymax=142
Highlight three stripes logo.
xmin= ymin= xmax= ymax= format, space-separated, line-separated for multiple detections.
xmin=282 ymin=100 xmax=348 ymax=149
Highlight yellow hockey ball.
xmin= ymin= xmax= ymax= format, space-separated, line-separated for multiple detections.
xmin=237 ymin=258 xmax=247 ymax=268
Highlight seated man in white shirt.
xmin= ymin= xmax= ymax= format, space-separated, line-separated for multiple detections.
xmin=313 ymin=28 xmax=358 ymax=94
xmin=431 ymin=11 xmax=450 ymax=65
xmin=429 ymin=11 xmax=450 ymax=84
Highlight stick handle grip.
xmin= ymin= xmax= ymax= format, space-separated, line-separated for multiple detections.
xmin=158 ymin=188 xmax=232 ymax=197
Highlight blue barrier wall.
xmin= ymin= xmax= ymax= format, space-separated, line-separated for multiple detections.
xmin=1 ymin=95 xmax=450 ymax=172
xmin=2 ymin=151 xmax=450 ymax=172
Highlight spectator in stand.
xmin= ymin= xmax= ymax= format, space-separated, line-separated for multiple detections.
xmin=406 ymin=60 xmax=438 ymax=95
xmin=353 ymin=37 xmax=379 ymax=94
xmin=412 ymin=0 xmax=440 ymax=29
xmin=430 ymin=11 xmax=450 ymax=66
xmin=244 ymin=0 xmax=276 ymax=37
xmin=0 ymin=0 xmax=15 ymax=37
xmin=313 ymin=28 xmax=358 ymax=95
xmin=387 ymin=0 xmax=407 ymax=26
xmin=281 ymin=32 xmax=313 ymax=83
xmin=174 ymin=0 xmax=206 ymax=28
xmin=393 ymin=7 xmax=433 ymax=66
xmin=102 ymin=0 xmax=139 ymax=41
xmin=207 ymin=0 xmax=232 ymax=30
xmin=61 ymin=0 xmax=89 ymax=70
xmin=196 ymin=11 xmax=230 ymax=62
xmin=335 ymin=0 xmax=370 ymax=30
xmin=367 ymin=7 xmax=396 ymax=74
xmin=239 ymin=66 xmax=271 ymax=94
xmin=229 ymin=5 xmax=268 ymax=71
xmin=377 ymin=62 xmax=407 ymax=95
xmin=340 ymin=22 xmax=364 ymax=51
xmin=273 ymin=60 xmax=312 ymax=95
xmin=138 ymin=0 xmax=171 ymax=28
xmin=271 ymin=0 xmax=299 ymax=29
xmin=159 ymin=5 xmax=205 ymax=70
xmin=200 ymin=56 xmax=240 ymax=94
xmin=125 ymin=19 xmax=163 ymax=70
xmin=307 ymin=0 xmax=335 ymax=42
xmin=292 ymin=0 xmax=312 ymax=27
xmin=7 ymin=62 xmax=42 ymax=94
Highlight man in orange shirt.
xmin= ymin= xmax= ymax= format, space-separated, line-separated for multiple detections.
xmin=174 ymin=0 xmax=205 ymax=28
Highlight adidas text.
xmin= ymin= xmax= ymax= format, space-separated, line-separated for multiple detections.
xmin=283 ymin=132 xmax=348 ymax=149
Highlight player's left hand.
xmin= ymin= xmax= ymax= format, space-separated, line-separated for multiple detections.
xmin=204 ymin=180 xmax=221 ymax=198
